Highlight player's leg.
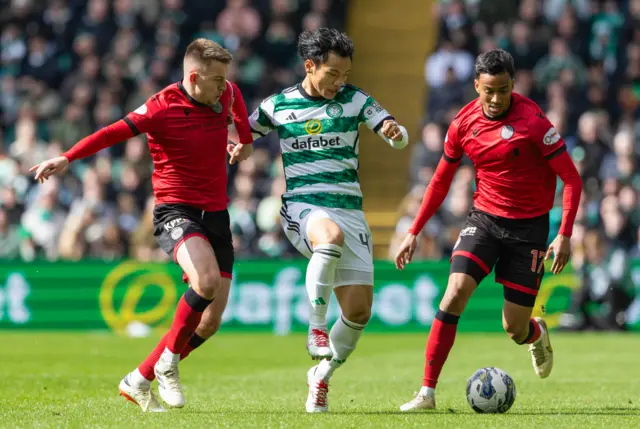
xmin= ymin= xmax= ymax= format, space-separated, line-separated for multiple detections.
xmin=153 ymin=235 xmax=222 ymax=407
xmin=120 ymin=236 xmax=219 ymax=411
xmin=401 ymin=212 xmax=500 ymax=411
xmin=496 ymin=220 xmax=553 ymax=378
xmin=305 ymin=214 xmax=344 ymax=359
xmin=182 ymin=275 xmax=231 ymax=358
xmin=119 ymin=209 xmax=220 ymax=411
xmin=180 ymin=221 xmax=234 ymax=359
xmin=281 ymin=203 xmax=344 ymax=360
xmin=305 ymin=282 xmax=372 ymax=412
xmin=132 ymin=275 xmax=230 ymax=386
xmin=305 ymin=210 xmax=374 ymax=412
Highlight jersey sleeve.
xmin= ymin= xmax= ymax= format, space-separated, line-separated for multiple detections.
xmin=358 ymin=95 xmax=393 ymax=133
xmin=249 ymin=97 xmax=276 ymax=139
xmin=227 ymin=82 xmax=253 ymax=144
xmin=528 ymin=111 xmax=566 ymax=160
xmin=124 ymin=95 xmax=166 ymax=135
xmin=443 ymin=121 xmax=463 ymax=162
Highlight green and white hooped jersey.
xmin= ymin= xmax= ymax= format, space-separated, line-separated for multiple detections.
xmin=249 ymin=83 xmax=393 ymax=211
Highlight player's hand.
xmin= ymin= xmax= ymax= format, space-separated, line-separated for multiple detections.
xmin=394 ymin=233 xmax=418 ymax=270
xmin=227 ymin=143 xmax=253 ymax=165
xmin=545 ymin=234 xmax=571 ymax=274
xmin=30 ymin=156 xmax=70 ymax=183
xmin=381 ymin=120 xmax=403 ymax=141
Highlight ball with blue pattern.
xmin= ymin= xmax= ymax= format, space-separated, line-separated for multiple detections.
xmin=466 ymin=367 xmax=516 ymax=413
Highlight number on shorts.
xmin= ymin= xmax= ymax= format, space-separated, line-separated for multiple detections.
xmin=530 ymin=249 xmax=545 ymax=273
xmin=359 ymin=232 xmax=371 ymax=254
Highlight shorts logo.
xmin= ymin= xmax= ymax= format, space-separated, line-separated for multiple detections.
xmin=543 ymin=127 xmax=561 ymax=145
xmin=304 ymin=119 xmax=323 ymax=135
xmin=299 ymin=208 xmax=311 ymax=219
xmin=501 ymin=125 xmax=514 ymax=140
xmin=170 ymin=227 xmax=184 ymax=240
xmin=460 ymin=226 xmax=476 ymax=237
xmin=326 ymin=103 xmax=343 ymax=118
xmin=163 ymin=218 xmax=186 ymax=232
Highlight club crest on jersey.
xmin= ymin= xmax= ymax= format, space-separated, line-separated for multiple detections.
xmin=543 ymin=127 xmax=561 ymax=145
xmin=501 ymin=125 xmax=515 ymax=140
xmin=304 ymin=119 xmax=323 ymax=135
xmin=211 ymin=101 xmax=223 ymax=114
xmin=326 ymin=103 xmax=343 ymax=118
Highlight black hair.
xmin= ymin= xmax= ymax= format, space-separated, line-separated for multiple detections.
xmin=474 ymin=49 xmax=515 ymax=78
xmin=297 ymin=28 xmax=355 ymax=64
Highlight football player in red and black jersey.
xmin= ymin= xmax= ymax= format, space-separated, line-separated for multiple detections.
xmin=31 ymin=39 xmax=254 ymax=412
xmin=395 ymin=49 xmax=582 ymax=411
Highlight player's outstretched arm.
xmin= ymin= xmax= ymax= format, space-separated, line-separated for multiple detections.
xmin=395 ymin=155 xmax=459 ymax=270
xmin=30 ymin=120 xmax=135 ymax=183
xmin=226 ymin=82 xmax=254 ymax=164
xmin=544 ymin=150 xmax=582 ymax=274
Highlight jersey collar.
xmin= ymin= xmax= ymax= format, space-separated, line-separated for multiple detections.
xmin=298 ymin=82 xmax=325 ymax=102
xmin=481 ymin=96 xmax=513 ymax=121
xmin=178 ymin=80 xmax=215 ymax=108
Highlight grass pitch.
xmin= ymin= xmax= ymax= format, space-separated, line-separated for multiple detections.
xmin=1 ymin=332 xmax=638 ymax=428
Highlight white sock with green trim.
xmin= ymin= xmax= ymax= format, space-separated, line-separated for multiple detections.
xmin=306 ymin=244 xmax=342 ymax=330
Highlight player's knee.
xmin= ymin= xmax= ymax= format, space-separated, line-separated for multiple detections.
xmin=309 ymin=218 xmax=344 ymax=246
xmin=343 ymin=305 xmax=371 ymax=325
xmin=191 ymin=269 xmax=221 ymax=300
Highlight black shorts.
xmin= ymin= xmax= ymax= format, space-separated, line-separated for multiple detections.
xmin=153 ymin=204 xmax=234 ymax=282
xmin=450 ymin=208 xmax=550 ymax=307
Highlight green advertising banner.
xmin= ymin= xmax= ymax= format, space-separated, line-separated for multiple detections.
xmin=0 ymin=260 xmax=639 ymax=333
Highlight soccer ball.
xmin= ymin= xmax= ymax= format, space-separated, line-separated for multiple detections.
xmin=466 ymin=367 xmax=516 ymax=413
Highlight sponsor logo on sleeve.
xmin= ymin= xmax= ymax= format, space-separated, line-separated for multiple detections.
xmin=543 ymin=127 xmax=561 ymax=145
xmin=134 ymin=104 xmax=148 ymax=115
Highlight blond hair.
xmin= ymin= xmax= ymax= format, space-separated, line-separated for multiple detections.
xmin=184 ymin=38 xmax=233 ymax=64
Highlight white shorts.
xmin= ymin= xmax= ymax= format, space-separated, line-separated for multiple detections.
xmin=280 ymin=201 xmax=374 ymax=286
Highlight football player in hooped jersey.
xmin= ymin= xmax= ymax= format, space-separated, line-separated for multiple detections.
xmin=396 ymin=49 xmax=583 ymax=411
xmin=31 ymin=39 xmax=254 ymax=412
xmin=249 ymin=28 xmax=409 ymax=412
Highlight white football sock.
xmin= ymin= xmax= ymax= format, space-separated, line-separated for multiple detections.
xmin=160 ymin=347 xmax=180 ymax=365
xmin=306 ymin=244 xmax=342 ymax=330
xmin=316 ymin=315 xmax=366 ymax=380
xmin=419 ymin=386 xmax=436 ymax=398
xmin=128 ymin=368 xmax=151 ymax=389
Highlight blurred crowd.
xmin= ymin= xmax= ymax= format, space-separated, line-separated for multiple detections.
xmin=0 ymin=0 xmax=345 ymax=261
xmin=388 ymin=0 xmax=640 ymax=330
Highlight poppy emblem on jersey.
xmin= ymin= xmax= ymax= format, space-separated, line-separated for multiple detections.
xmin=170 ymin=227 xmax=184 ymax=240
xmin=501 ymin=125 xmax=515 ymax=140
xmin=304 ymin=119 xmax=323 ymax=135
xmin=326 ymin=103 xmax=343 ymax=118
xmin=211 ymin=102 xmax=223 ymax=114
